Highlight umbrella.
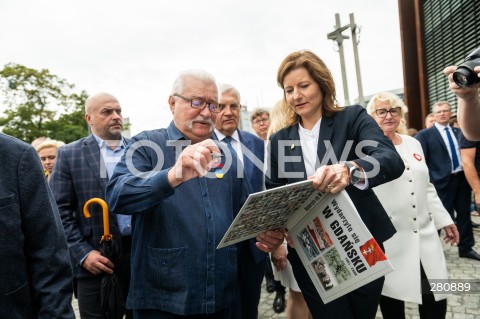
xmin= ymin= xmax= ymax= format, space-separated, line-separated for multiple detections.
xmin=84 ymin=198 xmax=123 ymax=319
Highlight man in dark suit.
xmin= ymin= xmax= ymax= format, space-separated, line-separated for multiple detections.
xmin=416 ymin=101 xmax=480 ymax=261
xmin=214 ymin=83 xmax=267 ymax=318
xmin=50 ymin=92 xmax=132 ymax=318
xmin=0 ymin=133 xmax=74 ymax=318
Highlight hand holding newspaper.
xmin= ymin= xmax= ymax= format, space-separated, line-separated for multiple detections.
xmin=218 ymin=180 xmax=393 ymax=303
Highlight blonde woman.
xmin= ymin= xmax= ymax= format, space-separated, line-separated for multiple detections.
xmin=367 ymin=91 xmax=458 ymax=319
xmin=36 ymin=139 xmax=64 ymax=181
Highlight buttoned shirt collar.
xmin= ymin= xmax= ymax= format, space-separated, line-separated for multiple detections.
xmin=92 ymin=133 xmax=126 ymax=151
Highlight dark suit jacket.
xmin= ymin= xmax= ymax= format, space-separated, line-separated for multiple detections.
xmin=50 ymin=134 xmax=125 ymax=278
xmin=265 ymin=105 xmax=404 ymax=317
xmin=0 ymin=134 xmax=74 ymax=318
xmin=415 ymin=125 xmax=461 ymax=191
xmin=266 ymin=105 xmax=404 ymax=244
xmin=237 ymin=129 xmax=267 ymax=264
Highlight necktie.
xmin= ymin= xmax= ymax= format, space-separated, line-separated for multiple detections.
xmin=445 ymin=127 xmax=459 ymax=170
xmin=224 ymin=136 xmax=240 ymax=177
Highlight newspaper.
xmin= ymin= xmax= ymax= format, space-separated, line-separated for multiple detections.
xmin=217 ymin=180 xmax=393 ymax=303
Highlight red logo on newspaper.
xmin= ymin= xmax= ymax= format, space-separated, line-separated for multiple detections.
xmin=360 ymin=238 xmax=387 ymax=267
xmin=413 ymin=153 xmax=422 ymax=161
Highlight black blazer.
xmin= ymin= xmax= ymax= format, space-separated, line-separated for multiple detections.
xmin=415 ymin=125 xmax=461 ymax=191
xmin=266 ymin=105 xmax=404 ymax=243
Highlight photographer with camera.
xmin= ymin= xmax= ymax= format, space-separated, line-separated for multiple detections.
xmin=444 ymin=47 xmax=480 ymax=141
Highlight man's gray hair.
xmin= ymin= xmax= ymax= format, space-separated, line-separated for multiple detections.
xmin=217 ymin=83 xmax=241 ymax=103
xmin=171 ymin=69 xmax=216 ymax=95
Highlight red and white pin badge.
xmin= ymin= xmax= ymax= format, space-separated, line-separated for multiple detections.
xmin=413 ymin=153 xmax=422 ymax=161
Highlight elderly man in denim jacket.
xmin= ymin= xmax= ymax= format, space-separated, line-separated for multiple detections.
xmin=106 ymin=69 xmax=283 ymax=318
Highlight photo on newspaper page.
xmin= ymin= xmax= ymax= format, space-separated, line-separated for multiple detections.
xmin=217 ymin=180 xmax=319 ymax=248
xmin=289 ymin=191 xmax=394 ymax=303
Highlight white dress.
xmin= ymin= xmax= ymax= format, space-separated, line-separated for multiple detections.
xmin=373 ymin=135 xmax=453 ymax=304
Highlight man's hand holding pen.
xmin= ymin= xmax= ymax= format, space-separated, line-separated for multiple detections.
xmin=167 ymin=139 xmax=221 ymax=187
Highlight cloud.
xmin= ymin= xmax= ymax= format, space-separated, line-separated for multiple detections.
xmin=0 ymin=0 xmax=403 ymax=135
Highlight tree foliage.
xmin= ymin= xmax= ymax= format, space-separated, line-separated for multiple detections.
xmin=0 ymin=63 xmax=88 ymax=143
xmin=44 ymin=91 xmax=89 ymax=143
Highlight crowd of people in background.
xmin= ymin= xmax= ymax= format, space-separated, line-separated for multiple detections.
xmin=1 ymin=50 xmax=479 ymax=319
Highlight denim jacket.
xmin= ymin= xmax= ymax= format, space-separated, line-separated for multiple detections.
xmin=106 ymin=123 xmax=238 ymax=314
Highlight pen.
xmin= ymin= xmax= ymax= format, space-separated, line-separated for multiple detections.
xmin=211 ymin=152 xmax=223 ymax=159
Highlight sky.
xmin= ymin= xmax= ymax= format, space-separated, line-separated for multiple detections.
xmin=0 ymin=0 xmax=404 ymax=136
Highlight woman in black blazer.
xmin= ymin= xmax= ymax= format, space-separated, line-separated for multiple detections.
xmin=265 ymin=50 xmax=405 ymax=319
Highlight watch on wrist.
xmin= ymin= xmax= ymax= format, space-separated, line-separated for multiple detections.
xmin=342 ymin=161 xmax=361 ymax=185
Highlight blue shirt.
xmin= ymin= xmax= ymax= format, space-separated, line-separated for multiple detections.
xmin=106 ymin=122 xmax=239 ymax=314
xmin=93 ymin=134 xmax=132 ymax=236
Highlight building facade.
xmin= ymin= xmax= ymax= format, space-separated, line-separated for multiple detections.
xmin=398 ymin=0 xmax=478 ymax=129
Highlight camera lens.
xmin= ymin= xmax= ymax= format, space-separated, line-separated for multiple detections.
xmin=453 ymin=67 xmax=476 ymax=87
xmin=453 ymin=70 xmax=470 ymax=87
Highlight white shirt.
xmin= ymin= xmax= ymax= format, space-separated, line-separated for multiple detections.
xmin=298 ymin=119 xmax=321 ymax=177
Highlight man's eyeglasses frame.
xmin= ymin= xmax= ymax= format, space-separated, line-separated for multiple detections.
xmin=173 ymin=93 xmax=221 ymax=113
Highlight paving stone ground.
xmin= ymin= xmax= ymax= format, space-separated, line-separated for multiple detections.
xmin=258 ymin=214 xmax=480 ymax=319
xmin=72 ymin=215 xmax=480 ymax=319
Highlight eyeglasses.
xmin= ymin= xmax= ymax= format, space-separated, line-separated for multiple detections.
xmin=218 ymin=103 xmax=241 ymax=112
xmin=252 ymin=118 xmax=270 ymax=126
xmin=375 ymin=107 xmax=401 ymax=118
xmin=173 ymin=93 xmax=221 ymax=113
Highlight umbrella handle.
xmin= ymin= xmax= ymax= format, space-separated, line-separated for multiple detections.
xmin=83 ymin=198 xmax=110 ymax=237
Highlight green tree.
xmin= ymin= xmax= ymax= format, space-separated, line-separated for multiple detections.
xmin=0 ymin=63 xmax=88 ymax=143
xmin=44 ymin=91 xmax=89 ymax=143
